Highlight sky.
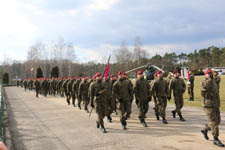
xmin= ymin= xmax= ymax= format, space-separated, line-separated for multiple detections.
xmin=1 ymin=0 xmax=225 ymax=63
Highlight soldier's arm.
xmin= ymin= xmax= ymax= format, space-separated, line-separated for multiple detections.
xmin=133 ymin=80 xmax=139 ymax=101
xmin=90 ymin=83 xmax=95 ymax=105
xmin=112 ymin=82 xmax=121 ymax=101
xmin=78 ymin=82 xmax=82 ymax=96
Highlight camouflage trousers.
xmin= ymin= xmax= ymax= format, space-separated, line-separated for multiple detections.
xmin=188 ymin=86 xmax=194 ymax=100
xmin=204 ymin=107 xmax=221 ymax=137
xmin=157 ymin=97 xmax=167 ymax=118
xmin=95 ymin=100 xmax=107 ymax=124
xmin=81 ymin=94 xmax=89 ymax=109
xmin=105 ymin=96 xmax=115 ymax=115
xmin=174 ymin=95 xmax=184 ymax=115
xmin=119 ymin=101 xmax=131 ymax=122
xmin=138 ymin=100 xmax=149 ymax=120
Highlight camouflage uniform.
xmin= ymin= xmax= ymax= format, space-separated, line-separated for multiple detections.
xmin=78 ymin=79 xmax=90 ymax=112
xmin=134 ymin=76 xmax=151 ymax=126
xmin=151 ymin=76 xmax=169 ymax=124
xmin=62 ymin=79 xmax=70 ymax=104
xmin=90 ymin=78 xmax=107 ymax=133
xmin=201 ymin=76 xmax=224 ymax=147
xmin=188 ymin=73 xmax=195 ymax=101
xmin=113 ymin=77 xmax=133 ymax=129
xmin=169 ymin=76 xmax=186 ymax=121
xmin=34 ymin=79 xmax=40 ymax=98
xmin=42 ymin=79 xmax=49 ymax=97
xmin=150 ymin=78 xmax=160 ymax=120
xmin=214 ymin=75 xmax=221 ymax=90
xmin=23 ymin=80 xmax=27 ymax=91
xmin=73 ymin=79 xmax=82 ymax=109
xmin=104 ymin=79 xmax=115 ymax=122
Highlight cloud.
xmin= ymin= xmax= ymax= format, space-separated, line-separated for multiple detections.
xmin=1 ymin=0 xmax=225 ymax=63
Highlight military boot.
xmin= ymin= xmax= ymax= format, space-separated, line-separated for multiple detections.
xmin=140 ymin=119 xmax=148 ymax=127
xmin=153 ymin=107 xmax=160 ymax=120
xmin=100 ymin=123 xmax=107 ymax=133
xmin=201 ymin=129 xmax=209 ymax=140
xmin=78 ymin=105 xmax=81 ymax=110
xmin=162 ymin=117 xmax=168 ymax=124
xmin=67 ymin=100 xmax=70 ymax=105
xmin=96 ymin=121 xmax=100 ymax=128
xmin=213 ymin=137 xmax=225 ymax=147
xmin=107 ymin=115 xmax=112 ymax=123
xmin=179 ymin=114 xmax=185 ymax=121
xmin=171 ymin=110 xmax=176 ymax=118
xmin=121 ymin=121 xmax=127 ymax=130
xmin=72 ymin=103 xmax=76 ymax=107
xmin=85 ymin=108 xmax=89 ymax=113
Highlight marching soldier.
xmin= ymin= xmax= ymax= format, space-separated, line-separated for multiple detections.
xmin=124 ymin=72 xmax=133 ymax=119
xmin=34 ymin=78 xmax=40 ymax=98
xmin=151 ymin=71 xmax=169 ymax=124
xmin=78 ymin=76 xmax=90 ymax=113
xmin=113 ymin=71 xmax=133 ymax=130
xmin=151 ymin=73 xmax=160 ymax=120
xmin=90 ymin=72 xmax=107 ymax=133
xmin=110 ymin=75 xmax=118 ymax=115
xmin=188 ymin=71 xmax=195 ymax=101
xmin=73 ymin=77 xmax=82 ymax=109
xmin=62 ymin=78 xmax=70 ymax=105
xmin=134 ymin=70 xmax=151 ymax=127
xmin=104 ymin=76 xmax=115 ymax=123
xmin=169 ymin=69 xmax=186 ymax=121
xmin=200 ymin=69 xmax=224 ymax=147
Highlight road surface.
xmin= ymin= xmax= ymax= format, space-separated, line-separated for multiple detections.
xmin=4 ymin=86 xmax=225 ymax=150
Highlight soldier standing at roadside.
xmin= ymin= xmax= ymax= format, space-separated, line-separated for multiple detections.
xmin=200 ymin=69 xmax=224 ymax=147
xmin=188 ymin=71 xmax=195 ymax=101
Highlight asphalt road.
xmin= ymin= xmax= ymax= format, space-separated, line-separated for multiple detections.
xmin=4 ymin=86 xmax=225 ymax=150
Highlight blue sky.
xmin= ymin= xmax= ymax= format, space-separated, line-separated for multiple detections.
xmin=1 ymin=0 xmax=225 ymax=63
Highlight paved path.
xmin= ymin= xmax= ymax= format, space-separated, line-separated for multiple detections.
xmin=4 ymin=86 xmax=225 ymax=150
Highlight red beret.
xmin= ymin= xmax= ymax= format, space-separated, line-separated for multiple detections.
xmin=204 ymin=69 xmax=212 ymax=74
xmin=156 ymin=70 xmax=162 ymax=74
xmin=117 ymin=71 xmax=123 ymax=76
xmin=137 ymin=70 xmax=143 ymax=75
xmin=95 ymin=72 xmax=102 ymax=77
xmin=173 ymin=69 xmax=179 ymax=74
xmin=154 ymin=73 xmax=157 ymax=77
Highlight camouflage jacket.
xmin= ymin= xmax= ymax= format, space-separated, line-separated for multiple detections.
xmin=151 ymin=77 xmax=169 ymax=98
xmin=134 ymin=77 xmax=150 ymax=101
xmin=201 ymin=78 xmax=220 ymax=108
xmin=113 ymin=78 xmax=133 ymax=102
xmin=169 ymin=77 xmax=186 ymax=97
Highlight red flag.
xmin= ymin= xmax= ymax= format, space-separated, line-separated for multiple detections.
xmin=104 ymin=55 xmax=111 ymax=81
xmin=187 ymin=69 xmax=190 ymax=80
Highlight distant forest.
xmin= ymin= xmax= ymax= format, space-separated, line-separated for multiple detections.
xmin=1 ymin=37 xmax=225 ymax=79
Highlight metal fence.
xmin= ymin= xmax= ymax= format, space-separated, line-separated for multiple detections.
xmin=0 ymin=85 xmax=5 ymax=142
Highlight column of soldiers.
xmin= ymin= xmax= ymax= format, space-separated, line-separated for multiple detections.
xmin=18 ymin=69 xmax=224 ymax=147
